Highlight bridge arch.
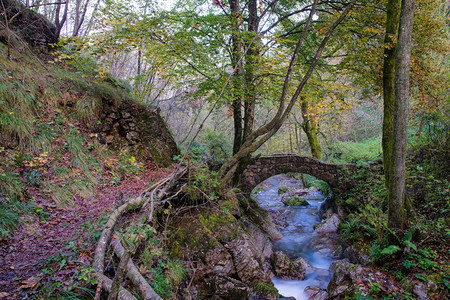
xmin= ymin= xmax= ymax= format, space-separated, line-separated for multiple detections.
xmin=239 ymin=154 xmax=355 ymax=194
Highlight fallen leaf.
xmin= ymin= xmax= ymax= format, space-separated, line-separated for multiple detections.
xmin=20 ymin=274 xmax=43 ymax=289
xmin=139 ymin=264 xmax=149 ymax=275
xmin=0 ymin=292 xmax=10 ymax=298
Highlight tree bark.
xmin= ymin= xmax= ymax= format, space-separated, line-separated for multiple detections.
xmin=229 ymin=0 xmax=244 ymax=155
xmin=382 ymin=0 xmax=402 ymax=192
xmin=108 ymin=249 xmax=131 ymax=300
xmin=300 ymin=99 xmax=322 ymax=159
xmin=242 ymin=0 xmax=259 ymax=141
xmin=388 ymin=0 xmax=415 ymax=230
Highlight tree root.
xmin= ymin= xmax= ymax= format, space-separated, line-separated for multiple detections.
xmin=111 ymin=237 xmax=162 ymax=300
xmin=93 ymin=167 xmax=187 ymax=299
xmin=97 ymin=273 xmax=136 ymax=300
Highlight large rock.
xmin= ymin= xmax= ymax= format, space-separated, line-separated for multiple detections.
xmin=167 ymin=201 xmax=278 ymax=299
xmin=270 ymin=251 xmax=305 ymax=280
xmin=281 ymin=195 xmax=309 ymax=206
xmin=315 ymin=214 xmax=340 ymax=234
xmin=304 ymin=286 xmax=328 ymax=300
xmin=413 ymin=282 xmax=429 ymax=300
xmin=327 ymin=261 xmax=365 ymax=298
xmin=342 ymin=245 xmax=371 ymax=266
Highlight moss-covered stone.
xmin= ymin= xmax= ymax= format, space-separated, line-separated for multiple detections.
xmin=277 ymin=186 xmax=290 ymax=194
xmin=282 ymin=195 xmax=309 ymax=206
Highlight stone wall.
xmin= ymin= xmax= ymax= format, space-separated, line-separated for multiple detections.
xmin=95 ymin=97 xmax=179 ymax=167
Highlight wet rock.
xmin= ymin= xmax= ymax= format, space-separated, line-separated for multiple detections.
xmin=304 ymin=286 xmax=328 ymax=300
xmin=226 ymin=237 xmax=267 ymax=284
xmin=267 ymin=209 xmax=289 ymax=229
xmin=315 ymin=214 xmax=340 ymax=234
xmin=294 ymin=257 xmax=314 ymax=274
xmin=281 ymin=195 xmax=309 ymax=206
xmin=270 ymin=251 xmax=305 ymax=280
xmin=214 ymin=276 xmax=250 ymax=299
xmin=278 ymin=186 xmax=291 ymax=194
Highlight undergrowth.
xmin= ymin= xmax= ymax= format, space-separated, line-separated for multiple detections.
xmin=338 ymin=129 xmax=450 ymax=298
xmin=328 ymin=136 xmax=382 ymax=163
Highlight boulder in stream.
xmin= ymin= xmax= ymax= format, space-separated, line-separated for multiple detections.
xmin=281 ymin=195 xmax=309 ymax=206
xmin=304 ymin=286 xmax=329 ymax=300
xmin=315 ymin=214 xmax=340 ymax=234
xmin=270 ymin=251 xmax=305 ymax=280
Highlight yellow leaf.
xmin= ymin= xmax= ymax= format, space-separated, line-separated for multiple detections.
xmin=20 ymin=274 xmax=43 ymax=289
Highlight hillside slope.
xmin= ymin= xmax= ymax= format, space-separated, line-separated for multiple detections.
xmin=0 ymin=37 xmax=178 ymax=297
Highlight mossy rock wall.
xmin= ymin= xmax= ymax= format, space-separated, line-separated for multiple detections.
xmin=95 ymin=97 xmax=179 ymax=167
xmin=167 ymin=198 xmax=279 ymax=299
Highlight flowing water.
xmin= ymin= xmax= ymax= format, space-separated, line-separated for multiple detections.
xmin=255 ymin=174 xmax=339 ymax=299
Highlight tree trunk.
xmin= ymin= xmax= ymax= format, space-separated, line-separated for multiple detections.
xmin=382 ymin=0 xmax=401 ymax=191
xmin=300 ymin=99 xmax=322 ymax=159
xmin=243 ymin=0 xmax=259 ymax=141
xmin=388 ymin=0 xmax=415 ymax=230
xmin=219 ymin=0 xmax=355 ymax=185
xmin=229 ymin=0 xmax=244 ymax=155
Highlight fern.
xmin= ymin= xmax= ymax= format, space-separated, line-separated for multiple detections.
xmin=380 ymin=245 xmax=401 ymax=256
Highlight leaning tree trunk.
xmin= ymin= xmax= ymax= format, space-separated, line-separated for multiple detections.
xmin=388 ymin=0 xmax=415 ymax=231
xmin=382 ymin=0 xmax=402 ymax=192
xmin=219 ymin=0 xmax=356 ymax=186
xmin=300 ymin=98 xmax=322 ymax=159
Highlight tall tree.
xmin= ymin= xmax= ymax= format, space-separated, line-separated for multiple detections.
xmin=382 ymin=0 xmax=402 ymax=192
xmin=384 ymin=0 xmax=415 ymax=230
xmin=219 ymin=0 xmax=357 ymax=185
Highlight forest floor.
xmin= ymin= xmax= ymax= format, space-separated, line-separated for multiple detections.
xmin=0 ymin=161 xmax=172 ymax=299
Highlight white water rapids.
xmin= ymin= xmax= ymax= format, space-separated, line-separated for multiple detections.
xmin=254 ymin=174 xmax=338 ymax=300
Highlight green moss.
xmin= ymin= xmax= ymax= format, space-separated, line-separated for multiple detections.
xmin=251 ymin=282 xmax=278 ymax=297
xmin=277 ymin=186 xmax=290 ymax=194
xmin=282 ymin=195 xmax=309 ymax=206
xmin=199 ymin=210 xmax=240 ymax=242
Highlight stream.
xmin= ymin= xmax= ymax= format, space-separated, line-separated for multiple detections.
xmin=255 ymin=174 xmax=339 ymax=300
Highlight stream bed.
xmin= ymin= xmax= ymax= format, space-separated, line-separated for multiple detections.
xmin=255 ymin=174 xmax=339 ymax=299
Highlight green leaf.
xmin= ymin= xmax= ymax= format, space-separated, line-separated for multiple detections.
xmin=380 ymin=245 xmax=400 ymax=256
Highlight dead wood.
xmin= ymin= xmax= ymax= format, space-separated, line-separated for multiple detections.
xmin=111 ymin=237 xmax=163 ymax=300
xmin=93 ymin=167 xmax=187 ymax=299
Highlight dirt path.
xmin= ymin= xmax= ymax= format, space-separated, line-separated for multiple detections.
xmin=0 ymin=163 xmax=172 ymax=299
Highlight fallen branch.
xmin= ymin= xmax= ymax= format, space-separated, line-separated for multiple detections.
xmin=108 ymin=249 xmax=131 ymax=300
xmin=97 ymin=273 xmax=136 ymax=300
xmin=93 ymin=167 xmax=187 ymax=299
xmin=111 ymin=238 xmax=162 ymax=300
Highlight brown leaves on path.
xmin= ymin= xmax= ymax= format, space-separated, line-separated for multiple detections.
xmin=0 ymin=161 xmax=172 ymax=298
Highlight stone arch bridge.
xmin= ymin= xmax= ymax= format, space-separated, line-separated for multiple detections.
xmin=239 ymin=154 xmax=362 ymax=195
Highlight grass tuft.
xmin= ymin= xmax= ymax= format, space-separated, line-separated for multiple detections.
xmin=75 ymin=95 xmax=101 ymax=123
